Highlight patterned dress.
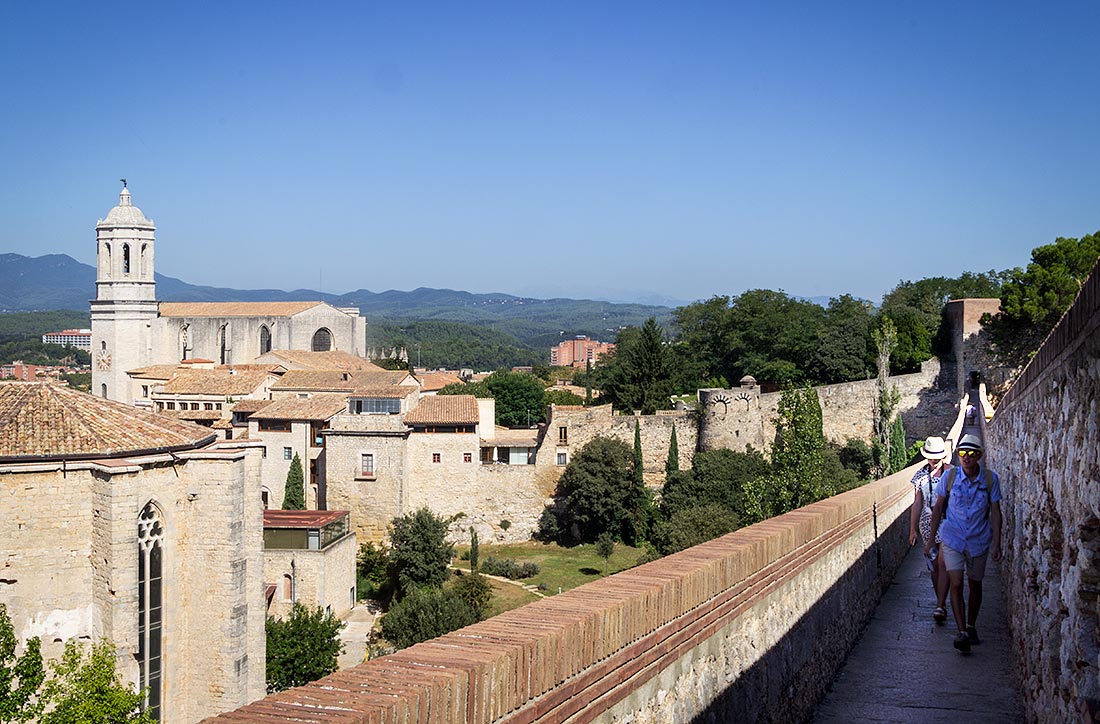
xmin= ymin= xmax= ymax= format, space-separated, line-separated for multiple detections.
xmin=911 ymin=464 xmax=950 ymax=545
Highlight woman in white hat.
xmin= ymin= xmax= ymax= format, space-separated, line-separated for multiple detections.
xmin=909 ymin=435 xmax=952 ymax=622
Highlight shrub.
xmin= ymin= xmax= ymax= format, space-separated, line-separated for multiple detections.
xmin=480 ymin=557 xmax=539 ymax=580
xmin=380 ymin=587 xmax=479 ymax=650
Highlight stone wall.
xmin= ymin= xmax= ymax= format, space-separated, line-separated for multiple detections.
xmin=263 ymin=532 xmax=357 ymax=620
xmin=203 ymin=463 xmax=919 ymax=724
xmin=323 ymin=415 xmax=409 ymax=542
xmin=984 ymin=259 xmax=1100 ymax=722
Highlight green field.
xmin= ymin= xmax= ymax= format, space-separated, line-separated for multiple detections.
xmin=454 ymin=540 xmax=649 ymax=611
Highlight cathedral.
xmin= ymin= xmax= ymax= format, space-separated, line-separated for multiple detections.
xmin=90 ymin=185 xmax=367 ymax=404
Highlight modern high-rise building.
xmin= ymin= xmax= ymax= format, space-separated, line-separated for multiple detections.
xmin=550 ymin=335 xmax=615 ymax=368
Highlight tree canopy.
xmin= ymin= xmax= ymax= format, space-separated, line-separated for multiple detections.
xmin=265 ymin=603 xmax=345 ymax=693
xmin=389 ymin=508 xmax=455 ymax=595
xmin=593 ymin=318 xmax=674 ymax=414
xmin=281 ymin=453 xmax=305 ymax=510
xmin=983 ymin=232 xmax=1100 ymax=368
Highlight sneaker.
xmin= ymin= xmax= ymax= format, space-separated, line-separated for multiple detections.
xmin=933 ymin=606 xmax=947 ymax=623
xmin=953 ymin=632 xmax=971 ymax=653
xmin=966 ymin=626 xmax=981 ymax=645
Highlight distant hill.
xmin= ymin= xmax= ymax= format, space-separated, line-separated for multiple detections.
xmin=0 ymin=253 xmax=674 ymax=350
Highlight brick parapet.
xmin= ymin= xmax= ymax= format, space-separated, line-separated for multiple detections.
xmin=202 ymin=464 xmax=918 ymax=723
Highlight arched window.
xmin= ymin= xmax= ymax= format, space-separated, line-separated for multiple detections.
xmin=138 ymin=503 xmax=165 ymax=721
xmin=101 ymin=383 xmax=107 ymax=398
xmin=218 ymin=324 xmax=229 ymax=365
xmin=141 ymin=243 xmax=148 ymax=277
xmin=259 ymin=325 xmax=271 ymax=354
xmin=179 ymin=325 xmax=190 ymax=361
xmin=311 ymin=328 xmax=332 ymax=352
xmin=123 ymin=244 xmax=131 ymax=275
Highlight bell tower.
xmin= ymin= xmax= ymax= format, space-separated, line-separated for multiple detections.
xmin=90 ymin=182 xmax=159 ymax=402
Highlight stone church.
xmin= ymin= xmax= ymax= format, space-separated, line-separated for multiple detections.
xmin=91 ymin=185 xmax=367 ymax=404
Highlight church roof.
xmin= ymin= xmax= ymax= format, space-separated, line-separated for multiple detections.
xmin=157 ymin=367 xmax=276 ymax=396
xmin=257 ymin=350 xmax=382 ymax=372
xmin=272 ymin=369 xmax=411 ymax=392
xmin=0 ymin=382 xmax=215 ymax=461
xmin=158 ymin=301 xmax=325 ymax=318
xmin=249 ymin=394 xmax=347 ymax=422
xmin=404 ymin=395 xmax=480 ymax=426
xmin=97 ymin=186 xmax=154 ymax=229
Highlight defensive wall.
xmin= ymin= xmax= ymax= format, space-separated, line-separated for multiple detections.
xmin=984 ymin=258 xmax=1100 ymax=722
xmin=205 ymin=462 xmax=923 ymax=723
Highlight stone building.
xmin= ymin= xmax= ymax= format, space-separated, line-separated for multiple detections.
xmin=0 ymin=382 xmax=266 ymax=723
xmin=90 ymin=185 xmax=367 ymax=405
xmin=262 ymin=510 xmax=356 ymax=620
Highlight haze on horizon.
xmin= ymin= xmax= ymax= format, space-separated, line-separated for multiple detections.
xmin=1 ymin=2 xmax=1097 ymax=307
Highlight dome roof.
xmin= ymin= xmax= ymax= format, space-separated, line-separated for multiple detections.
xmin=97 ymin=186 xmax=154 ymax=229
xmin=0 ymin=382 xmax=215 ymax=461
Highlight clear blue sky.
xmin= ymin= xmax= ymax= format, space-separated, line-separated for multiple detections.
xmin=2 ymin=2 xmax=1097 ymax=306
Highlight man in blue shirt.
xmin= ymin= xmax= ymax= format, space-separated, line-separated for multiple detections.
xmin=925 ymin=433 xmax=1002 ymax=653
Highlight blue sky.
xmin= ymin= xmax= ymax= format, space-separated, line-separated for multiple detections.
xmin=1 ymin=2 xmax=1097 ymax=306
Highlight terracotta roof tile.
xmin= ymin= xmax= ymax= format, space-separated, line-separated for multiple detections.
xmin=349 ymin=385 xmax=418 ymax=399
xmin=483 ymin=427 xmax=540 ymax=446
xmin=272 ymin=369 xmax=410 ymax=392
xmin=418 ymin=371 xmax=464 ymax=392
xmin=404 ymin=395 xmax=480 ymax=425
xmin=0 ymin=382 xmax=215 ymax=460
xmin=257 ymin=350 xmax=382 ymax=371
xmin=249 ymin=394 xmax=347 ymax=421
xmin=127 ymin=365 xmax=183 ymax=381
xmin=230 ymin=399 xmax=273 ymax=414
xmin=264 ymin=510 xmax=348 ymax=529
xmin=158 ymin=301 xmax=324 ymax=318
xmin=157 ymin=368 xmax=275 ymax=396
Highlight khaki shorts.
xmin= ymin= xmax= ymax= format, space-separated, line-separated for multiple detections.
xmin=941 ymin=543 xmax=988 ymax=581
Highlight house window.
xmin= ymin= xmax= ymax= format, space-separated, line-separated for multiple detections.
xmin=432 ymin=453 xmax=441 ymax=464
xmin=167 ymin=402 xmax=176 ymax=410
xmin=311 ymin=328 xmax=333 ymax=352
xmin=137 ymin=503 xmax=164 ymax=720
xmin=191 ymin=403 xmax=200 ymax=410
xmin=463 ymin=452 xmax=472 ymax=463
xmin=283 ymin=573 xmax=294 ymax=602
xmin=204 ymin=403 xmax=213 ymax=410
xmin=360 ymin=453 xmax=375 ymax=477
xmin=259 ymin=420 xmax=291 ymax=432
xmin=353 ymin=398 xmax=402 ymax=414
xmin=283 ymin=447 xmax=292 ymax=460
xmin=557 ymin=452 xmax=568 ymax=466
xmin=142 ymin=385 xmax=149 ymax=398
xmin=261 ymin=488 xmax=270 ymax=509
xmin=559 ymin=426 xmax=568 ymax=443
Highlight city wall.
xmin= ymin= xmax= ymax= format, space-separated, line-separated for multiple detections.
xmin=984 ymin=259 xmax=1100 ymax=723
xmin=204 ymin=463 xmax=918 ymax=723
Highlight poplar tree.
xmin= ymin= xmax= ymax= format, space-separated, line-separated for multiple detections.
xmin=282 ymin=453 xmax=305 ymax=510
xmin=633 ymin=419 xmax=644 ymax=489
xmin=665 ymin=426 xmax=679 ymax=478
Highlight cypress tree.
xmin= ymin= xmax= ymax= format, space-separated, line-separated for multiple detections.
xmin=469 ymin=526 xmax=480 ymax=573
xmin=633 ymin=419 xmax=644 ymax=488
xmin=282 ymin=453 xmax=305 ymax=510
xmin=665 ymin=425 xmax=679 ymax=477
xmin=888 ymin=416 xmax=908 ymax=474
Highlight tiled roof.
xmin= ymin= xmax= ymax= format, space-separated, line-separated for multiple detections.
xmin=264 ymin=510 xmax=348 ymax=529
xmin=404 ymin=395 xmax=480 ymax=426
xmin=272 ymin=369 xmax=410 ymax=392
xmin=127 ymin=365 xmax=182 ymax=381
xmin=164 ymin=409 xmax=224 ymax=421
xmin=230 ymin=399 xmax=273 ymax=414
xmin=418 ymin=371 xmax=464 ymax=392
xmin=483 ymin=427 xmax=540 ymax=446
xmin=0 ymin=382 xmax=215 ymax=460
xmin=157 ymin=368 xmax=274 ymax=396
xmin=249 ymin=394 xmax=347 ymax=421
xmin=258 ymin=350 xmax=381 ymax=372
xmin=349 ymin=385 xmax=418 ymax=399
xmin=158 ymin=302 xmax=324 ymax=318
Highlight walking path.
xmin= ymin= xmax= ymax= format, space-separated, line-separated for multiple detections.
xmin=812 ymin=544 xmax=1023 ymax=723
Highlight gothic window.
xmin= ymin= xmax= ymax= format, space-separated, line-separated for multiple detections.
xmin=123 ymin=244 xmax=131 ymax=275
xmin=138 ymin=503 xmax=165 ymax=721
xmin=218 ymin=324 xmax=229 ymax=365
xmin=259 ymin=325 xmax=271 ymax=354
xmin=311 ymin=328 xmax=332 ymax=352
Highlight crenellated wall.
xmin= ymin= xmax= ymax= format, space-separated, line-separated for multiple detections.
xmin=985 ymin=258 xmax=1100 ymax=723
xmin=203 ymin=463 xmax=920 ymax=723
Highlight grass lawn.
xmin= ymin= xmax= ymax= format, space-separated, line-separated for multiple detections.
xmin=454 ymin=541 xmax=648 ymax=599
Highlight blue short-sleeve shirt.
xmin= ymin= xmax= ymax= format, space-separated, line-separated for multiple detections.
xmin=934 ymin=464 xmax=1002 ymax=556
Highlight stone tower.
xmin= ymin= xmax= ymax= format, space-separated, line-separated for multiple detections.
xmin=90 ymin=184 xmax=158 ymax=402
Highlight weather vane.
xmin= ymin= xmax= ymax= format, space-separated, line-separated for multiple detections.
xmin=120 ymin=178 xmax=127 ymax=188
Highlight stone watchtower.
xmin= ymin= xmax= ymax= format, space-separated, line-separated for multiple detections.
xmin=90 ymin=184 xmax=158 ymax=402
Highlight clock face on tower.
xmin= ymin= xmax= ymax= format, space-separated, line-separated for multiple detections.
xmin=96 ymin=348 xmax=112 ymax=371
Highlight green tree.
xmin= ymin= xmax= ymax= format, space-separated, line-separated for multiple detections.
xmin=633 ymin=420 xmax=644 ymax=488
xmin=485 ymin=370 xmax=547 ymax=426
xmin=38 ymin=640 xmax=152 ymax=724
xmin=451 ymin=572 xmax=491 ymax=618
xmin=545 ymin=388 xmax=585 ymax=406
xmin=770 ymin=386 xmax=828 ymax=506
xmin=595 ymin=319 xmax=674 ymax=414
xmin=983 ymin=232 xmax=1100 ymax=368
xmin=389 ymin=508 xmax=454 ymax=596
xmin=437 ymin=380 xmax=491 ymax=397
xmin=468 ymin=527 xmax=480 ymax=573
xmin=810 ymin=295 xmax=874 ymax=383
xmin=595 ymin=534 xmax=615 ymax=575
xmin=551 ymin=436 xmax=650 ymax=545
xmin=871 ymin=317 xmax=899 ymax=478
xmin=281 ymin=453 xmax=305 ymax=510
xmin=888 ymin=416 xmax=908 ymax=474
xmin=1 ymin=603 xmax=44 ymax=723
xmin=665 ymin=426 xmax=679 ymax=478
xmin=265 ymin=603 xmax=345 ymax=693
xmin=379 ymin=586 xmax=480 ymax=650
xmin=356 ymin=541 xmax=394 ymax=601
xmin=660 ymin=448 xmax=769 ymax=521
xmin=659 ymin=503 xmax=741 ymax=555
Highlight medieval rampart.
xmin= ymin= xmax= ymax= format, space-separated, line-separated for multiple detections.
xmin=984 ymin=258 xmax=1100 ymax=722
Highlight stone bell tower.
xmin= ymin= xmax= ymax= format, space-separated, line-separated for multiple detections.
xmin=90 ymin=183 xmax=158 ymax=402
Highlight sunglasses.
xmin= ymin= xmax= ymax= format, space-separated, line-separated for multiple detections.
xmin=958 ymin=450 xmax=982 ymax=458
